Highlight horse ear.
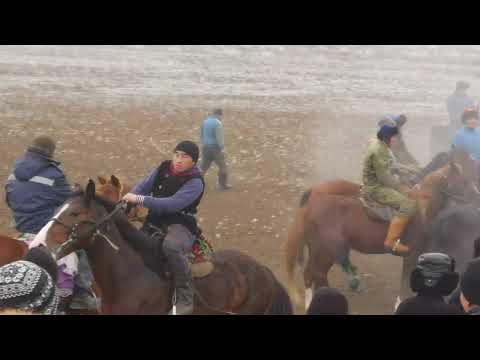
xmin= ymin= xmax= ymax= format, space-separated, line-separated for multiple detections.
xmin=110 ymin=175 xmax=121 ymax=189
xmin=86 ymin=179 xmax=96 ymax=200
xmin=97 ymin=176 xmax=107 ymax=185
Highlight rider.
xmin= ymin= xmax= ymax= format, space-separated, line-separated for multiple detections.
xmin=452 ymin=109 xmax=480 ymax=183
xmin=362 ymin=124 xmax=417 ymax=256
xmin=4 ymin=135 xmax=97 ymax=313
xmin=123 ymin=140 xmax=205 ymax=315
xmin=377 ymin=114 xmax=422 ymax=184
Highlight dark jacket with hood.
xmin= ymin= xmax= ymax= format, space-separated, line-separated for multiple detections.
xmin=5 ymin=149 xmax=72 ymax=234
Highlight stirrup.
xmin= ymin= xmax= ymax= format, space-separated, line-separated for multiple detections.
xmin=392 ymin=239 xmax=401 ymax=252
xmin=387 ymin=239 xmax=409 ymax=256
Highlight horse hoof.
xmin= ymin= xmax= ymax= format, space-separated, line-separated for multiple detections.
xmin=349 ymin=277 xmax=361 ymax=292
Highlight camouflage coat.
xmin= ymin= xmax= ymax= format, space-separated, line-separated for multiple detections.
xmin=362 ymin=139 xmax=416 ymax=217
xmin=363 ymin=139 xmax=403 ymax=191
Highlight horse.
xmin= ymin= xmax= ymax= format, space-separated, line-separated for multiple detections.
xmin=0 ymin=235 xmax=28 ymax=267
xmin=285 ymin=159 xmax=470 ymax=311
xmin=96 ymin=175 xmax=147 ymax=223
xmin=29 ymin=180 xmax=293 ymax=315
xmin=396 ymin=148 xmax=480 ymax=305
xmin=398 ymin=203 xmax=480 ymax=303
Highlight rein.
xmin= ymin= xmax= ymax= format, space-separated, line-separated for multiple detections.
xmin=50 ymin=201 xmax=126 ymax=259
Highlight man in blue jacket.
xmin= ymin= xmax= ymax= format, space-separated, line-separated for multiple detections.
xmin=123 ymin=140 xmax=205 ymax=315
xmin=5 ymin=135 xmax=97 ymax=313
xmin=200 ymin=108 xmax=232 ymax=190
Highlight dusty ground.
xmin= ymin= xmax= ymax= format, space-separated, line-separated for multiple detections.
xmin=1 ymin=45 xmax=474 ymax=315
xmin=0 ymin=94 xmax=443 ymax=315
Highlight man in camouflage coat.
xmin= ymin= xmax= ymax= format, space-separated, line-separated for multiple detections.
xmin=362 ymin=124 xmax=417 ymax=256
xmin=377 ymin=114 xmax=422 ymax=185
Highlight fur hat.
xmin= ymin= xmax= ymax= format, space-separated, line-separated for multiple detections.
xmin=410 ymin=253 xmax=459 ymax=297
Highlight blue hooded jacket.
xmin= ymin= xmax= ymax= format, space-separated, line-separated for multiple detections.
xmin=5 ymin=149 xmax=72 ymax=233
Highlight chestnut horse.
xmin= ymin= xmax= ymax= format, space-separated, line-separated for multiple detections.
xmin=96 ymin=175 xmax=147 ymax=224
xmin=29 ymin=180 xmax=293 ymax=315
xmin=0 ymin=235 xmax=28 ymax=267
xmin=285 ymin=160 xmax=471 ymax=311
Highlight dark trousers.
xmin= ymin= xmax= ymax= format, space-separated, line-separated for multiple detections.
xmin=200 ymin=146 xmax=229 ymax=186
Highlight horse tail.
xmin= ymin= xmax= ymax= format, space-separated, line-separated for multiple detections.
xmin=285 ymin=189 xmax=311 ymax=307
xmin=264 ymin=267 xmax=294 ymax=315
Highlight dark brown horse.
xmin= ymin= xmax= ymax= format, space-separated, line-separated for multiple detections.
xmin=285 ymin=160 xmax=470 ymax=311
xmin=30 ymin=180 xmax=293 ymax=315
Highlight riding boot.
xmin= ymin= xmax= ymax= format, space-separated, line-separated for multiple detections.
xmin=57 ymin=295 xmax=73 ymax=315
xmin=164 ymin=248 xmax=194 ymax=315
xmin=384 ymin=216 xmax=411 ymax=256
xmin=218 ymin=172 xmax=232 ymax=190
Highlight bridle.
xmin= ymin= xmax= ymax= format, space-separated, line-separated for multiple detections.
xmin=48 ymin=200 xmax=125 ymax=260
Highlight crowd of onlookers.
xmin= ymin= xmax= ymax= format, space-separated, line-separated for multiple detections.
xmin=2 ymin=82 xmax=480 ymax=316
xmin=1 ymin=243 xmax=479 ymax=315
xmin=306 ymin=239 xmax=480 ymax=315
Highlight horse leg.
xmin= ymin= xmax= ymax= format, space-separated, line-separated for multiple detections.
xmin=338 ymin=248 xmax=361 ymax=292
xmin=303 ymin=248 xmax=335 ymax=312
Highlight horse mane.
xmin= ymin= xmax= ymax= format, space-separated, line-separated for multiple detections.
xmin=91 ymin=194 xmax=161 ymax=271
xmin=419 ymin=163 xmax=449 ymax=189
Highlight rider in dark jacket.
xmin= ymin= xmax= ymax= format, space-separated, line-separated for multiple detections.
xmin=5 ymin=135 xmax=97 ymax=313
xmin=5 ymin=137 xmax=72 ymax=233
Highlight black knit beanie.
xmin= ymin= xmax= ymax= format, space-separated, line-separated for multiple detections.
xmin=174 ymin=141 xmax=199 ymax=163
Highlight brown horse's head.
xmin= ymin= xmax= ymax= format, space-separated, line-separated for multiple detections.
xmin=95 ymin=175 xmax=146 ymax=222
xmin=96 ymin=175 xmax=123 ymax=202
xmin=30 ymin=180 xmax=114 ymax=260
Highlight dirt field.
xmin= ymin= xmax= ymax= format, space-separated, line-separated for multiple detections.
xmin=0 ymin=45 xmax=475 ymax=314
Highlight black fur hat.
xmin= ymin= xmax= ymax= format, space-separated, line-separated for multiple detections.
xmin=410 ymin=253 xmax=459 ymax=297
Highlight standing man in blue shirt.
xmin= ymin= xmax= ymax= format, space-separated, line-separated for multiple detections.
xmin=200 ymin=108 xmax=232 ymax=190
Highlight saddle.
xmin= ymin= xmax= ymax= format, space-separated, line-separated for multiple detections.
xmin=359 ymin=187 xmax=395 ymax=222
xmin=143 ymin=224 xmax=215 ymax=279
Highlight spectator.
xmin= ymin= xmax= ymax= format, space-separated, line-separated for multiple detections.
xmin=459 ymin=258 xmax=480 ymax=315
xmin=0 ymin=260 xmax=60 ymax=315
xmin=395 ymin=253 xmax=463 ymax=315
xmin=306 ymin=287 xmax=349 ymax=315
